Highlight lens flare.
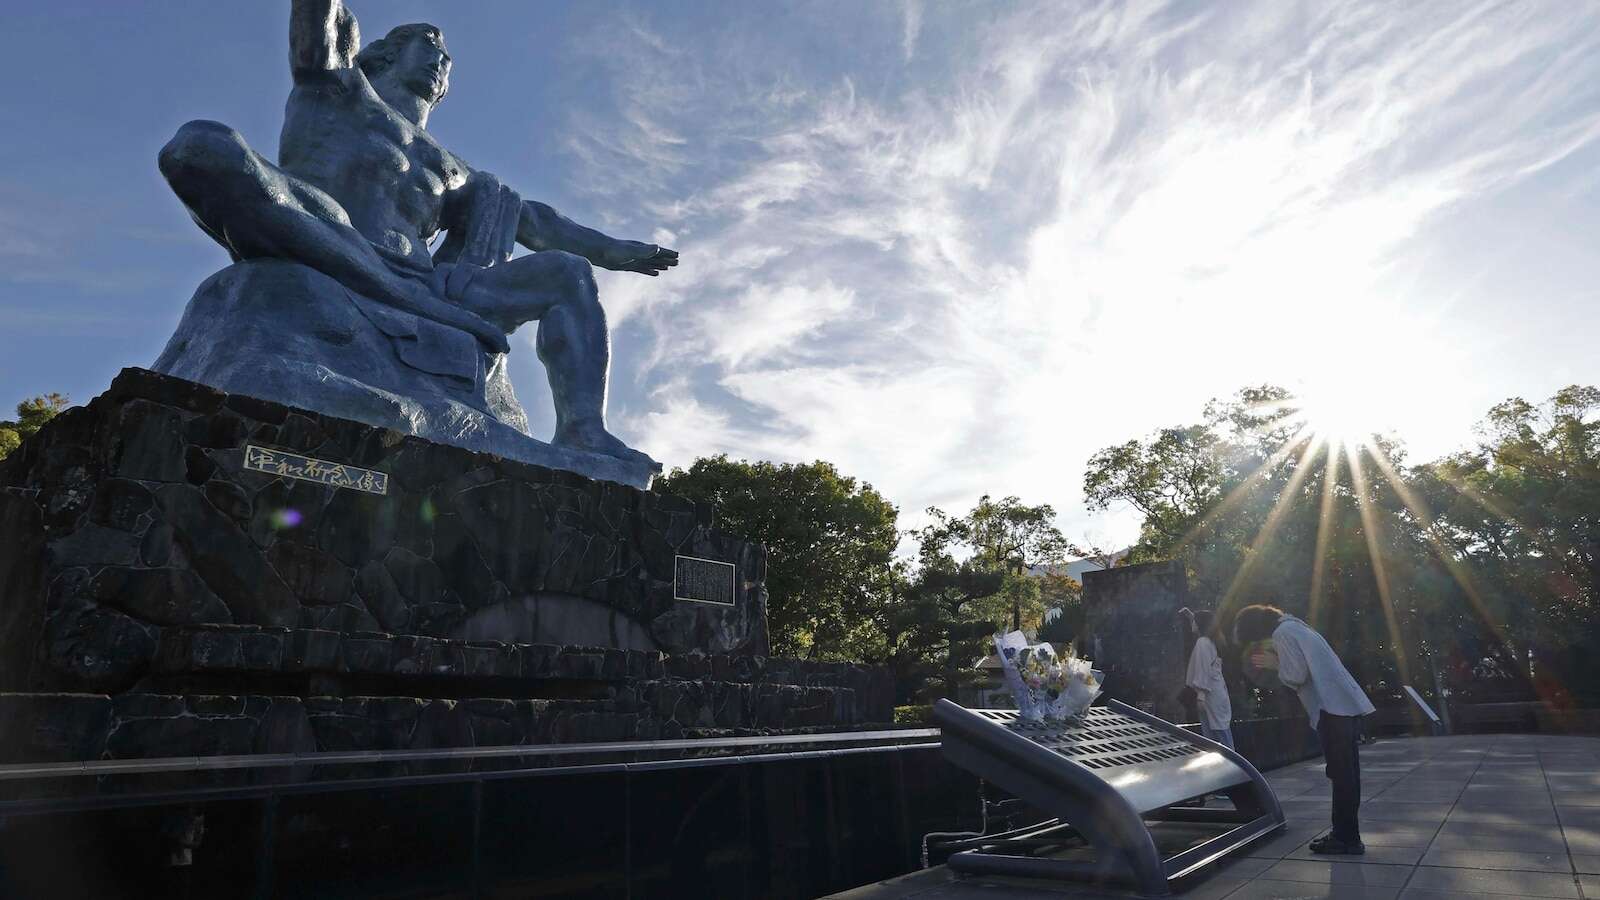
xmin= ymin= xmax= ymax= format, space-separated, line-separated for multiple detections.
xmin=1191 ymin=385 xmax=1521 ymax=702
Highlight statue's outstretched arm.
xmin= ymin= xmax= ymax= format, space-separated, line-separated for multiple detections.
xmin=290 ymin=0 xmax=358 ymax=81
xmin=438 ymin=168 xmax=678 ymax=276
xmin=517 ymin=200 xmax=679 ymax=276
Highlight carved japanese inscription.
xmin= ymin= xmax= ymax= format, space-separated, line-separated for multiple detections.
xmin=674 ymin=555 xmax=736 ymax=605
xmin=244 ymin=444 xmax=389 ymax=495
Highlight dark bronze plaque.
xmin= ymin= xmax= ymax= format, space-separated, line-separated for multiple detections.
xmin=674 ymin=555 xmax=736 ymax=605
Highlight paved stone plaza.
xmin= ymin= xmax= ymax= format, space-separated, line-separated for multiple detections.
xmin=835 ymin=732 xmax=1600 ymax=899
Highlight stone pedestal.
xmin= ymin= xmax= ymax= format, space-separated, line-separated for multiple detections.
xmin=0 ymin=370 xmax=892 ymax=761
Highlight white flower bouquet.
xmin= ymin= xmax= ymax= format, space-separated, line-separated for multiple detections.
xmin=993 ymin=630 xmax=1103 ymax=722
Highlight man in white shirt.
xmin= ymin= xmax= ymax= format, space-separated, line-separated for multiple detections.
xmin=1234 ymin=604 xmax=1376 ymax=855
xmin=1181 ymin=608 xmax=1234 ymax=749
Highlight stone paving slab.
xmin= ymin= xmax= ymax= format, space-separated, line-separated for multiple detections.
xmin=1283 ymin=846 xmax=1423 ymax=867
xmin=1419 ymin=847 xmax=1570 ymax=871
xmin=827 ymin=732 xmax=1600 ymax=899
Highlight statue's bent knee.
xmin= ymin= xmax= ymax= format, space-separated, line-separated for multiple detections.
xmin=158 ymin=120 xmax=251 ymax=184
xmin=551 ymin=251 xmax=597 ymax=297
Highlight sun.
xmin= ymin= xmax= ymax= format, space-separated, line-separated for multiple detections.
xmin=1294 ymin=380 xmax=1382 ymax=448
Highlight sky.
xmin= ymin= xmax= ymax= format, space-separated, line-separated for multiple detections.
xmin=3 ymin=1 xmax=1599 ymax=549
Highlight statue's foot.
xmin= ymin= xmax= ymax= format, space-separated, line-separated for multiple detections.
xmin=554 ymin=419 xmax=663 ymax=473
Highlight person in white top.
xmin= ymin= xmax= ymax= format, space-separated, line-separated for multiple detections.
xmin=1180 ymin=608 xmax=1234 ymax=749
xmin=1234 ymin=604 xmax=1376 ymax=856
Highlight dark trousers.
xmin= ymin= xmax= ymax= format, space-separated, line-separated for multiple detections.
xmin=1317 ymin=713 xmax=1362 ymax=842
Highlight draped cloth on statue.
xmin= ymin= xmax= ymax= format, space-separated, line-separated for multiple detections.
xmin=151 ymin=258 xmax=657 ymax=488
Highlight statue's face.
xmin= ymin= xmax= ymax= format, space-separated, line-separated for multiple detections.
xmin=395 ymin=31 xmax=452 ymax=104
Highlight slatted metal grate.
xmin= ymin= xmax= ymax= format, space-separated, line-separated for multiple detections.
xmin=933 ymin=699 xmax=1286 ymax=895
xmin=974 ymin=707 xmax=1206 ymax=770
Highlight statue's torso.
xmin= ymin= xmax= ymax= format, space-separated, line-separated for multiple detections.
xmin=279 ymin=70 xmax=467 ymax=272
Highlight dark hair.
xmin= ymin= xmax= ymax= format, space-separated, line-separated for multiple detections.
xmin=1231 ymin=604 xmax=1284 ymax=645
xmin=357 ymin=24 xmax=449 ymax=102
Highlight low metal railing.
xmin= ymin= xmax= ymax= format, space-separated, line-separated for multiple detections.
xmin=0 ymin=727 xmax=942 ymax=782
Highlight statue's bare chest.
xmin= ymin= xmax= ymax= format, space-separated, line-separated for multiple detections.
xmin=354 ymin=102 xmax=464 ymax=193
xmin=281 ymin=80 xmax=466 ymax=229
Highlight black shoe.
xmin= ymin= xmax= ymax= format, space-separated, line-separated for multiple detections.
xmin=1308 ymin=835 xmax=1365 ymax=855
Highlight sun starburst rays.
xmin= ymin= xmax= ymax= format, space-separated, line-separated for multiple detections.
xmin=1217 ymin=435 xmax=1324 ymax=616
xmin=1308 ymin=440 xmax=1342 ymax=627
xmin=1345 ymin=441 xmax=1414 ymax=686
xmin=1181 ymin=390 xmax=1525 ymax=693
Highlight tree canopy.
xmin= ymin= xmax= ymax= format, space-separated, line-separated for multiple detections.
xmin=925 ymin=494 xmax=1072 ymax=630
xmin=655 ymin=455 xmax=901 ymax=660
xmin=658 ymin=458 xmax=1068 ymax=701
xmin=0 ymin=393 xmax=70 ymax=460
xmin=1084 ymin=382 xmax=1600 ymax=706
xmin=1411 ymin=386 xmax=1600 ymax=700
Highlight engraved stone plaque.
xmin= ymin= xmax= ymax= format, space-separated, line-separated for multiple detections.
xmin=674 ymin=555 xmax=736 ymax=605
xmin=244 ymin=444 xmax=389 ymax=495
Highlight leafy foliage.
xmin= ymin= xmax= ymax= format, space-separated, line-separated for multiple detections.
xmin=660 ymin=459 xmax=1058 ymax=699
xmin=655 ymin=455 xmax=900 ymax=660
xmin=926 ymin=494 xmax=1072 ymax=630
xmin=891 ymin=520 xmax=1007 ymax=700
xmin=1084 ymin=383 xmax=1600 ymax=706
xmin=1413 ymin=386 xmax=1600 ymax=700
xmin=0 ymin=393 xmax=69 ymax=460
xmin=1084 ymin=387 xmax=1423 ymax=693
xmin=1037 ymin=571 xmax=1084 ymax=645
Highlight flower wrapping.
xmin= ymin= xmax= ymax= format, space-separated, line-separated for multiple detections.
xmin=993 ymin=630 xmax=1103 ymax=722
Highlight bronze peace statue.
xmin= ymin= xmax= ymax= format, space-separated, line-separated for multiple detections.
xmin=153 ymin=1 xmax=676 ymax=487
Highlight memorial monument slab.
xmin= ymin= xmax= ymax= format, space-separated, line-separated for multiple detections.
xmin=1082 ymin=560 xmax=1191 ymax=723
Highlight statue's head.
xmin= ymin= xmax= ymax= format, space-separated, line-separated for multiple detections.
xmin=358 ymin=24 xmax=451 ymax=107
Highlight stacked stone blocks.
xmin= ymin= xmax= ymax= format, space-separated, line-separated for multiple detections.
xmin=0 ymin=370 xmax=891 ymax=764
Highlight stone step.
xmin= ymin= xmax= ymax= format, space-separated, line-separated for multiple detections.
xmin=143 ymin=624 xmax=891 ymax=710
xmin=0 ymin=684 xmax=887 ymax=766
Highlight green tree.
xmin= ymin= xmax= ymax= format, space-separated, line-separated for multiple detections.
xmin=894 ymin=519 xmax=1006 ymax=699
xmin=853 ymin=560 xmax=931 ymax=703
xmin=1414 ymin=385 xmax=1600 ymax=701
xmin=1082 ymin=385 xmax=1446 ymax=697
xmin=928 ymin=494 xmax=1071 ymax=630
xmin=1036 ymin=570 xmax=1084 ymax=645
xmin=655 ymin=455 xmax=900 ymax=660
xmin=1083 ymin=424 xmax=1224 ymax=554
xmin=0 ymin=393 xmax=70 ymax=459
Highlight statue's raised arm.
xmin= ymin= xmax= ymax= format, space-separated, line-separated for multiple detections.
xmin=290 ymin=0 xmax=360 ymax=80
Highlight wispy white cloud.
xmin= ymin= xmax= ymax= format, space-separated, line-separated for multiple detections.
xmin=564 ymin=0 xmax=1600 ymax=541
xmin=900 ymin=0 xmax=923 ymax=61
xmin=707 ymin=281 xmax=855 ymax=367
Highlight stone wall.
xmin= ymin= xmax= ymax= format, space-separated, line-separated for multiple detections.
xmin=0 ymin=658 xmax=894 ymax=765
xmin=0 ymin=369 xmax=769 ymax=696
xmin=1082 ymin=560 xmax=1190 ymax=722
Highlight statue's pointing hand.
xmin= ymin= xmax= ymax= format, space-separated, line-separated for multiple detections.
xmin=608 ymin=242 xmax=679 ymax=277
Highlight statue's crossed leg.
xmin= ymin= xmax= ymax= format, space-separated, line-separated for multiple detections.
xmin=159 ymin=120 xmax=506 ymax=351
xmin=159 ymin=120 xmax=649 ymax=467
